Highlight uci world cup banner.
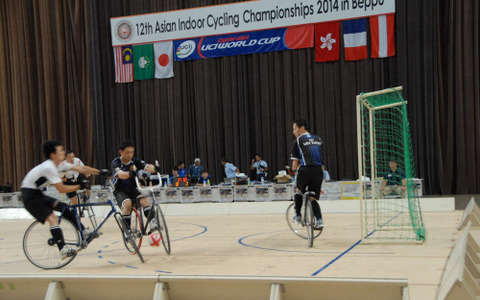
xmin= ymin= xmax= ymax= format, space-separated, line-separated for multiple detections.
xmin=174 ymin=25 xmax=313 ymax=61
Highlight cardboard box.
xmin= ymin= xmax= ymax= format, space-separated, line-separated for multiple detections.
xmin=273 ymin=174 xmax=292 ymax=183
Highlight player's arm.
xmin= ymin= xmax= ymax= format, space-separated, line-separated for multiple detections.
xmin=71 ymin=165 xmax=110 ymax=177
xmin=70 ymin=165 xmax=100 ymax=175
xmin=291 ymin=159 xmax=300 ymax=172
xmin=52 ymin=182 xmax=80 ymax=194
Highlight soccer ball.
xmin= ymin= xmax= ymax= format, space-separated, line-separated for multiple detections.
xmin=148 ymin=233 xmax=161 ymax=247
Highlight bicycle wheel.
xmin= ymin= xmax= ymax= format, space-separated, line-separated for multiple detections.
xmin=151 ymin=204 xmax=171 ymax=255
xmin=23 ymin=218 xmax=80 ymax=269
xmin=286 ymin=203 xmax=307 ymax=239
xmin=286 ymin=203 xmax=322 ymax=240
xmin=305 ymin=200 xmax=315 ymax=247
xmin=115 ymin=213 xmax=144 ymax=263
xmin=123 ymin=208 xmax=143 ymax=253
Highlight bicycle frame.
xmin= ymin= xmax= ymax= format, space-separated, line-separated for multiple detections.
xmin=60 ymin=196 xmax=121 ymax=246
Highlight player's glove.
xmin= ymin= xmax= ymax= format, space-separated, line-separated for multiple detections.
xmin=154 ymin=160 xmax=162 ymax=173
xmin=100 ymin=169 xmax=111 ymax=176
xmin=129 ymin=170 xmax=137 ymax=178
xmin=80 ymin=180 xmax=90 ymax=190
xmin=142 ymin=172 xmax=149 ymax=179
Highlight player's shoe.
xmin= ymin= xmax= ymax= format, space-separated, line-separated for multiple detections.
xmin=314 ymin=218 xmax=324 ymax=230
xmin=59 ymin=246 xmax=79 ymax=260
xmin=83 ymin=228 xmax=101 ymax=239
xmin=293 ymin=215 xmax=301 ymax=224
xmin=148 ymin=219 xmax=159 ymax=234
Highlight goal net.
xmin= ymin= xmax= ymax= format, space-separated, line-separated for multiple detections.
xmin=356 ymin=86 xmax=425 ymax=243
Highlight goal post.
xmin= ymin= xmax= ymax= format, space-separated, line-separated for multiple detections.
xmin=357 ymin=86 xmax=425 ymax=244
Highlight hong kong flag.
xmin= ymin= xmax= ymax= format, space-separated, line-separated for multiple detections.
xmin=315 ymin=22 xmax=340 ymax=62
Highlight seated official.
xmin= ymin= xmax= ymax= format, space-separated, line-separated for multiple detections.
xmin=379 ymin=158 xmax=407 ymax=198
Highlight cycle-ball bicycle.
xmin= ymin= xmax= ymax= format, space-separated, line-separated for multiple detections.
xmin=22 ymin=182 xmax=144 ymax=269
xmin=286 ymin=191 xmax=322 ymax=247
xmin=132 ymin=171 xmax=171 ymax=255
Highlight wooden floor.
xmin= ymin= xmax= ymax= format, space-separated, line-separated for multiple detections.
xmin=0 ymin=210 xmax=463 ymax=299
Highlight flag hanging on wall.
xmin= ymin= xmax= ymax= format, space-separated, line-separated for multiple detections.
xmin=315 ymin=22 xmax=340 ymax=62
xmin=113 ymin=46 xmax=133 ymax=83
xmin=370 ymin=14 xmax=396 ymax=58
xmin=343 ymin=18 xmax=368 ymax=61
xmin=133 ymin=44 xmax=155 ymax=80
xmin=154 ymin=41 xmax=174 ymax=79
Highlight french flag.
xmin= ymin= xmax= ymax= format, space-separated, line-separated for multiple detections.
xmin=370 ymin=14 xmax=396 ymax=58
xmin=343 ymin=18 xmax=367 ymax=61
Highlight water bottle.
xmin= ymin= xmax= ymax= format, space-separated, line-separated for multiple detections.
xmin=248 ymin=178 xmax=251 ymax=185
xmin=261 ymin=176 xmax=264 ymax=185
xmin=207 ymin=179 xmax=210 ymax=186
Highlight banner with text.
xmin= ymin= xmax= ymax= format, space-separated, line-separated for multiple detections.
xmin=111 ymin=0 xmax=395 ymax=46
xmin=174 ymin=25 xmax=313 ymax=61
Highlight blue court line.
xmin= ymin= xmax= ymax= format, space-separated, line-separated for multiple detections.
xmin=170 ymin=222 xmax=208 ymax=242
xmin=311 ymin=213 xmax=404 ymax=276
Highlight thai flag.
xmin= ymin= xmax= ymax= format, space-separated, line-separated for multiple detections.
xmin=370 ymin=14 xmax=396 ymax=58
xmin=343 ymin=18 xmax=367 ymax=61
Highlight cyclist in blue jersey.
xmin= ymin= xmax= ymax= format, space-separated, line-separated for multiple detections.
xmin=290 ymin=119 xmax=325 ymax=229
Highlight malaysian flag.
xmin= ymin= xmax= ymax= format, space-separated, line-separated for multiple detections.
xmin=114 ymin=45 xmax=133 ymax=83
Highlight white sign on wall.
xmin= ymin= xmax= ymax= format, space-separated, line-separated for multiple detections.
xmin=111 ymin=0 xmax=395 ymax=46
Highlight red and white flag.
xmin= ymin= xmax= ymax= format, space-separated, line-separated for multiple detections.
xmin=370 ymin=14 xmax=395 ymax=58
xmin=315 ymin=22 xmax=340 ymax=62
xmin=113 ymin=46 xmax=133 ymax=83
xmin=154 ymin=41 xmax=174 ymax=79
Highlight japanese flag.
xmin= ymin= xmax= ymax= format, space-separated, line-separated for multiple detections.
xmin=154 ymin=41 xmax=174 ymax=79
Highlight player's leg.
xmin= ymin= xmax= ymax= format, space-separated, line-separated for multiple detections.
xmin=114 ymin=191 xmax=133 ymax=228
xmin=305 ymin=167 xmax=324 ymax=229
xmin=139 ymin=194 xmax=158 ymax=232
xmin=293 ymin=168 xmax=308 ymax=223
xmin=48 ymin=199 xmax=81 ymax=258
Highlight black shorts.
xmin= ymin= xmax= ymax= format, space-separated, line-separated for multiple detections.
xmin=295 ymin=165 xmax=324 ymax=200
xmin=114 ymin=189 xmax=145 ymax=209
xmin=21 ymin=188 xmax=67 ymax=224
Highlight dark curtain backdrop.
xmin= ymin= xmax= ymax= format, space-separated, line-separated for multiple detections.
xmin=0 ymin=0 xmax=479 ymax=194
xmin=0 ymin=0 xmax=93 ymax=189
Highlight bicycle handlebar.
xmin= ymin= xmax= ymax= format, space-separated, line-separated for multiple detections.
xmin=133 ymin=162 xmax=164 ymax=194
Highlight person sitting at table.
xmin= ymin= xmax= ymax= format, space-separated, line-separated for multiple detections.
xmin=188 ymin=158 xmax=203 ymax=184
xmin=177 ymin=161 xmax=187 ymax=177
xmin=197 ymin=170 xmax=212 ymax=186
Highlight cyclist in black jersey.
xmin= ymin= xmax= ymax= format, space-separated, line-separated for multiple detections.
xmin=112 ymin=141 xmax=162 ymax=232
xmin=290 ymin=119 xmax=325 ymax=229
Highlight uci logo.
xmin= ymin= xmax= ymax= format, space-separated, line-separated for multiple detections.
xmin=176 ymin=40 xmax=196 ymax=58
